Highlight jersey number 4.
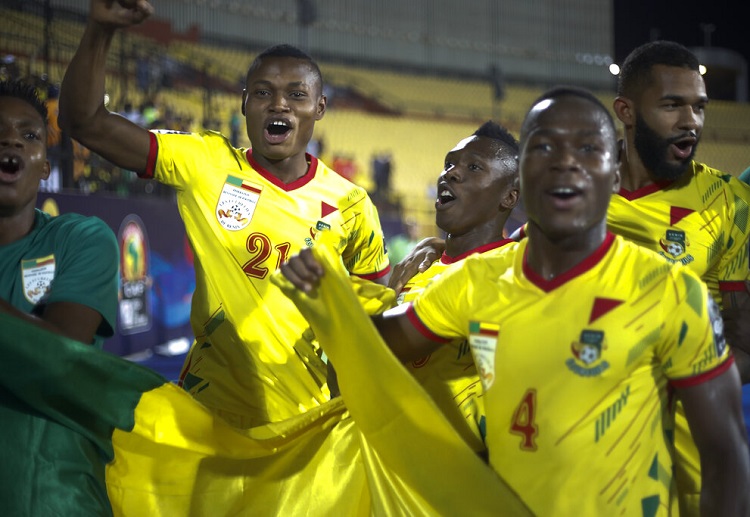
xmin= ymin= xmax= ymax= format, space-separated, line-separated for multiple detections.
xmin=242 ymin=232 xmax=292 ymax=279
xmin=510 ymin=389 xmax=538 ymax=451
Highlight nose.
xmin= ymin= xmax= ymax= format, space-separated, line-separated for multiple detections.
xmin=0 ymin=128 xmax=23 ymax=148
xmin=551 ymin=145 xmax=581 ymax=171
xmin=441 ymin=164 xmax=461 ymax=182
xmin=678 ymin=105 xmax=703 ymax=133
xmin=269 ymin=92 xmax=290 ymax=112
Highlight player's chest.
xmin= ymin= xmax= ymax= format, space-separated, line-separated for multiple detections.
xmin=465 ymin=287 xmax=660 ymax=392
xmin=608 ymin=197 xmax=724 ymax=274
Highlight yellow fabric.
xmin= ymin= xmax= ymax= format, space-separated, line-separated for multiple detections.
xmin=411 ymin=235 xmax=728 ymax=516
xmin=272 ymin=243 xmax=532 ymax=515
xmin=607 ymin=161 xmax=750 ymax=515
xmin=398 ymin=242 xmax=513 ymax=454
xmin=104 ymin=243 xmax=530 ymax=516
xmin=150 ymin=130 xmax=389 ymax=426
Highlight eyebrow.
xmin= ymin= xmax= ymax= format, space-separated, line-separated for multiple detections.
xmin=250 ymin=79 xmax=310 ymax=89
xmin=660 ymin=94 xmax=709 ymax=104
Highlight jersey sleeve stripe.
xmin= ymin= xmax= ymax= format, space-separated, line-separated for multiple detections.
xmin=140 ymin=132 xmax=158 ymax=179
xmin=669 ymin=355 xmax=735 ymax=388
xmin=405 ymin=304 xmax=452 ymax=344
xmin=353 ymin=264 xmax=391 ymax=281
xmin=719 ymin=281 xmax=748 ymax=292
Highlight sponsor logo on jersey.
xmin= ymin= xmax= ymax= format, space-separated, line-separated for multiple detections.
xmin=566 ymin=329 xmax=610 ymax=377
xmin=658 ymin=228 xmax=695 ymax=265
xmin=216 ymin=175 xmax=262 ymax=231
xmin=21 ymin=254 xmax=55 ymax=304
xmin=468 ymin=321 xmax=499 ymax=391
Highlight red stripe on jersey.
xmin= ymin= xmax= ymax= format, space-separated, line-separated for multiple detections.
xmin=617 ymin=180 xmax=673 ymax=200
xmin=354 ymin=264 xmax=391 ymax=281
xmin=524 ymin=232 xmax=616 ymax=292
xmin=440 ymin=239 xmax=514 ymax=264
xmin=246 ymin=150 xmax=318 ymax=191
xmin=719 ymin=281 xmax=748 ymax=292
xmin=670 ymin=355 xmax=735 ymax=389
xmin=241 ymin=184 xmax=262 ymax=194
xmin=405 ymin=304 xmax=451 ymax=344
xmin=141 ymin=132 xmax=158 ymax=179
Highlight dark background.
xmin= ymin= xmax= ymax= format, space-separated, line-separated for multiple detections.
xmin=614 ymin=0 xmax=749 ymax=99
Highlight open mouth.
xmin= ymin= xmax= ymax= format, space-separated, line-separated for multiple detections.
xmin=264 ymin=119 xmax=292 ymax=144
xmin=0 ymin=154 xmax=22 ymax=175
xmin=548 ymin=186 xmax=581 ymax=199
xmin=436 ymin=187 xmax=457 ymax=207
xmin=670 ymin=138 xmax=695 ymax=160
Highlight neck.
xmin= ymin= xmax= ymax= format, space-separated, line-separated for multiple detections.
xmin=253 ymin=152 xmax=309 ymax=184
xmin=619 ymin=137 xmax=656 ymax=191
xmin=0 ymin=207 xmax=37 ymax=246
xmin=524 ymin=222 xmax=607 ymax=281
xmin=445 ymin=220 xmax=507 ymax=258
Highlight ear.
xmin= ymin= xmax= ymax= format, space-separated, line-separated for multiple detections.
xmin=41 ymin=160 xmax=51 ymax=181
xmin=316 ymin=94 xmax=327 ymax=121
xmin=613 ymin=96 xmax=633 ymax=126
xmin=500 ymin=185 xmax=520 ymax=211
xmin=612 ymin=161 xmax=621 ymax=194
xmin=241 ymin=89 xmax=248 ymax=116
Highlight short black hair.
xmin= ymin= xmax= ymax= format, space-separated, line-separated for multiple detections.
xmin=0 ymin=80 xmax=48 ymax=125
xmin=521 ymin=85 xmax=616 ymax=144
xmin=617 ymin=40 xmax=700 ymax=98
xmin=245 ymin=44 xmax=324 ymax=94
xmin=473 ymin=120 xmax=519 ymax=157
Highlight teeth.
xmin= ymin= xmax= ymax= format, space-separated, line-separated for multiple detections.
xmin=551 ymin=187 xmax=576 ymax=194
xmin=440 ymin=189 xmax=455 ymax=198
xmin=270 ymin=121 xmax=287 ymax=126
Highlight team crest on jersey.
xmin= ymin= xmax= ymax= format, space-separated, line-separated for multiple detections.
xmin=468 ymin=321 xmax=499 ymax=391
xmin=21 ymin=254 xmax=55 ymax=304
xmin=216 ymin=175 xmax=262 ymax=231
xmin=659 ymin=229 xmax=694 ymax=265
xmin=566 ymin=329 xmax=610 ymax=377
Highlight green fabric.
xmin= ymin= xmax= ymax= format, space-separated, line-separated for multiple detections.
xmin=0 ymin=312 xmax=165 ymax=515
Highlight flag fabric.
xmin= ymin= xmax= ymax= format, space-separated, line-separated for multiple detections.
xmin=0 ymin=242 xmax=531 ymax=515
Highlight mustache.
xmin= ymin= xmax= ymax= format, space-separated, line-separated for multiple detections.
xmin=667 ymin=130 xmax=698 ymax=144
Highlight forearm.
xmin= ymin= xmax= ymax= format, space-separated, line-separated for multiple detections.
xmin=59 ymin=22 xmax=114 ymax=138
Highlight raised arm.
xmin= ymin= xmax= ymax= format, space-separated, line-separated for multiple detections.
xmin=59 ymin=0 xmax=154 ymax=174
xmin=676 ymin=363 xmax=750 ymax=516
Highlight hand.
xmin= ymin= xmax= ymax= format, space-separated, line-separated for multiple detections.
xmin=280 ymin=248 xmax=325 ymax=294
xmin=90 ymin=0 xmax=154 ymax=29
xmin=387 ymin=237 xmax=445 ymax=293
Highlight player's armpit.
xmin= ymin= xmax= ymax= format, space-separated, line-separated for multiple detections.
xmin=675 ymin=363 xmax=750 ymax=516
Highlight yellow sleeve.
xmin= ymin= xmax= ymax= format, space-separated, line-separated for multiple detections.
xmin=718 ymin=177 xmax=750 ymax=290
xmin=340 ymin=190 xmax=390 ymax=279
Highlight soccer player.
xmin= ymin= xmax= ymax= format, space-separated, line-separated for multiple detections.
xmin=282 ymin=87 xmax=750 ymax=516
xmin=59 ymin=0 xmax=389 ymax=428
xmin=0 ymin=80 xmax=119 ymax=514
xmin=610 ymin=40 xmax=750 ymax=515
xmin=401 ymin=120 xmax=519 ymax=452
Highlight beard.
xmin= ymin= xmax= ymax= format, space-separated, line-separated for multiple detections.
xmin=633 ymin=114 xmax=696 ymax=181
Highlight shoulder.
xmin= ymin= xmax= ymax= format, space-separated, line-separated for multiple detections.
xmin=45 ymin=213 xmax=117 ymax=251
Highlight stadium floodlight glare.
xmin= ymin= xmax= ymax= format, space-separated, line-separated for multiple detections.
xmin=699 ymin=64 xmax=707 ymax=75
xmin=609 ymin=63 xmax=620 ymax=76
